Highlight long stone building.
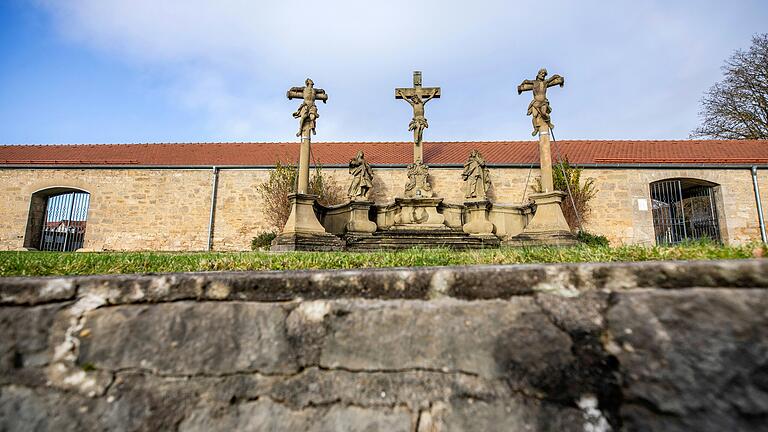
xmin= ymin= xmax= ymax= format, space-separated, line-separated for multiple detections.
xmin=1 ymin=140 xmax=766 ymax=251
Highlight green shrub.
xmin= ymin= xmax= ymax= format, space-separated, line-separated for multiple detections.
xmin=534 ymin=157 xmax=598 ymax=232
xmin=577 ymin=231 xmax=610 ymax=247
xmin=251 ymin=232 xmax=277 ymax=250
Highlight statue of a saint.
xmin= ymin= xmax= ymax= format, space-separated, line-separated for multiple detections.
xmin=396 ymin=88 xmax=439 ymax=147
xmin=287 ymin=78 xmax=328 ymax=137
xmin=348 ymin=151 xmax=374 ymax=201
xmin=404 ymin=158 xmax=433 ymax=198
xmin=518 ymin=68 xmax=565 ymax=136
xmin=462 ymin=150 xmax=491 ymax=199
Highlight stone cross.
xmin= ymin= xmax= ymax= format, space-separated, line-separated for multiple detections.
xmin=518 ymin=68 xmax=564 ymax=193
xmin=287 ymin=78 xmax=328 ymax=194
xmin=395 ymin=71 xmax=441 ymax=163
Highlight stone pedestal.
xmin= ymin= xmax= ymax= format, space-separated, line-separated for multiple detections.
xmin=346 ymin=200 xmax=377 ymax=234
xmin=271 ymin=193 xmax=344 ymax=251
xmin=462 ymin=200 xmax=495 ymax=235
xmin=393 ymin=197 xmax=446 ymax=229
xmin=507 ymin=191 xmax=577 ymax=246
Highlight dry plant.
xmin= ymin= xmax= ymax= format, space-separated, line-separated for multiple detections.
xmin=256 ymin=161 xmax=345 ymax=231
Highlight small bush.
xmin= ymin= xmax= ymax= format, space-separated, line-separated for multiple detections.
xmin=534 ymin=157 xmax=598 ymax=232
xmin=256 ymin=161 xmax=345 ymax=231
xmin=251 ymin=232 xmax=277 ymax=250
xmin=577 ymin=231 xmax=610 ymax=247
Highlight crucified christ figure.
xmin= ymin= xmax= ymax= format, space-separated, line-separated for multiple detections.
xmin=518 ymin=68 xmax=565 ymax=136
xmin=397 ymin=87 xmax=439 ymax=149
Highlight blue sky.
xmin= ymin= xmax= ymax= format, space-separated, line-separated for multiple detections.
xmin=0 ymin=0 xmax=766 ymax=145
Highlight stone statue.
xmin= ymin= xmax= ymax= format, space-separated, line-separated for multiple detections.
xmin=404 ymin=158 xmax=433 ymax=198
xmin=397 ymin=87 xmax=439 ymax=147
xmin=517 ymin=68 xmax=565 ymax=136
xmin=287 ymin=78 xmax=328 ymax=137
xmin=462 ymin=150 xmax=491 ymax=200
xmin=395 ymin=71 xmax=441 ymax=163
xmin=348 ymin=151 xmax=374 ymax=201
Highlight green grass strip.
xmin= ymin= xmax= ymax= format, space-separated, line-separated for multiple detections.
xmin=0 ymin=241 xmax=765 ymax=277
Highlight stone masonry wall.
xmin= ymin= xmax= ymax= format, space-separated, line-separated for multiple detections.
xmin=2 ymin=259 xmax=768 ymax=431
xmin=0 ymin=166 xmax=766 ymax=250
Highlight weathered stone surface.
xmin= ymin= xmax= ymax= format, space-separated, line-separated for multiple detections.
xmin=320 ymin=299 xmax=573 ymax=380
xmin=607 ymin=288 xmax=768 ymax=432
xmin=180 ymin=399 xmax=412 ymax=432
xmin=0 ymin=304 xmax=66 ymax=387
xmin=436 ymin=398 xmax=585 ymax=432
xmin=78 ymin=302 xmax=297 ymax=375
xmin=4 ymin=259 xmax=767 ymax=306
xmin=1 ymin=259 xmax=768 ymax=431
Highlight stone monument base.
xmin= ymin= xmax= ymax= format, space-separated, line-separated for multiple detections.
xmin=271 ymin=232 xmax=345 ymax=252
xmin=271 ymin=193 xmax=344 ymax=251
xmin=393 ymin=197 xmax=445 ymax=228
xmin=345 ymin=229 xmax=499 ymax=251
xmin=462 ymin=199 xmax=495 ymax=235
xmin=506 ymin=191 xmax=577 ymax=246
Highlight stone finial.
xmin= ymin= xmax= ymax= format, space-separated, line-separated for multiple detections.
xmin=462 ymin=150 xmax=491 ymax=200
xmin=517 ymin=68 xmax=565 ymax=136
xmin=348 ymin=151 xmax=374 ymax=201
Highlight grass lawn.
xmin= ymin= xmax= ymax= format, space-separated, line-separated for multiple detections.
xmin=0 ymin=242 xmax=765 ymax=277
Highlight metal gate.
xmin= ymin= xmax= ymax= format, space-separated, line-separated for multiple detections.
xmin=650 ymin=179 xmax=721 ymax=245
xmin=39 ymin=191 xmax=90 ymax=252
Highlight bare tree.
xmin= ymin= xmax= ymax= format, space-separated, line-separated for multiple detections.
xmin=691 ymin=33 xmax=768 ymax=140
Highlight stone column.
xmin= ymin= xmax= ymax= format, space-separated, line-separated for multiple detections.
xmin=507 ymin=128 xmax=576 ymax=246
xmin=297 ymin=135 xmax=311 ymax=194
xmin=414 ymin=142 xmax=423 ymax=164
xmin=271 ymin=134 xmax=344 ymax=251
xmin=538 ymin=129 xmax=554 ymax=193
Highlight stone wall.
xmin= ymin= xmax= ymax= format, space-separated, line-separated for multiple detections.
xmin=2 ymin=259 xmax=767 ymax=431
xmin=0 ymin=165 xmax=766 ymax=250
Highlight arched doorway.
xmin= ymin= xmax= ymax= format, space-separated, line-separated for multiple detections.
xmin=24 ymin=188 xmax=91 ymax=251
xmin=650 ymin=179 xmax=722 ymax=245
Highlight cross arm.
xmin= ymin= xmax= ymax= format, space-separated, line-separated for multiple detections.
xmin=286 ymin=87 xmax=305 ymax=99
xmin=546 ymin=75 xmax=565 ymax=88
xmin=315 ymin=89 xmax=328 ymax=103
xmin=395 ymin=87 xmax=441 ymax=99
xmin=517 ymin=80 xmax=534 ymax=94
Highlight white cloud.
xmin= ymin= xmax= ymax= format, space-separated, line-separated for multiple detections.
xmin=31 ymin=0 xmax=768 ymax=141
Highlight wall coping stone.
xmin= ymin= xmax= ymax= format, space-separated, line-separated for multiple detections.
xmin=1 ymin=259 xmax=766 ymax=306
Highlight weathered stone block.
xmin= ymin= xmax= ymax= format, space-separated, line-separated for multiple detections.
xmin=78 ymin=302 xmax=298 ymax=375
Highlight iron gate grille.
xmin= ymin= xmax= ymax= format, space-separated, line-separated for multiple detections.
xmin=650 ymin=180 xmax=721 ymax=245
xmin=39 ymin=191 xmax=90 ymax=252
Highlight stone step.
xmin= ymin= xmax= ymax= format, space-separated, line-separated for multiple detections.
xmin=345 ymin=230 xmax=500 ymax=251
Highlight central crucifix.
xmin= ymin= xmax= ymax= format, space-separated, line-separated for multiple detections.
xmin=395 ymin=71 xmax=441 ymax=163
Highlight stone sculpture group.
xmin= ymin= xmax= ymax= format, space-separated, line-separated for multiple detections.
xmin=271 ymin=69 xmax=576 ymax=251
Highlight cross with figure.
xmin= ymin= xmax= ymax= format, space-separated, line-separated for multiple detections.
xmin=518 ymin=68 xmax=564 ymax=136
xmin=286 ymin=78 xmax=328 ymax=195
xmin=396 ymin=71 xmax=441 ymax=163
xmin=287 ymin=78 xmax=328 ymax=138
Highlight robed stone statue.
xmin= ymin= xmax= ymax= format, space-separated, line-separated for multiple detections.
xmin=462 ymin=150 xmax=491 ymax=199
xmin=348 ymin=151 xmax=374 ymax=201
xmin=518 ymin=68 xmax=565 ymax=136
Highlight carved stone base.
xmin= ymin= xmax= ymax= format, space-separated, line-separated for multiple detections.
xmin=271 ymin=193 xmax=345 ymax=251
xmin=346 ymin=200 xmax=377 ymax=234
xmin=393 ymin=197 xmax=445 ymax=228
xmin=462 ymin=199 xmax=495 ymax=235
xmin=506 ymin=191 xmax=577 ymax=246
xmin=281 ymin=193 xmax=326 ymax=235
xmin=270 ymin=232 xmax=345 ymax=252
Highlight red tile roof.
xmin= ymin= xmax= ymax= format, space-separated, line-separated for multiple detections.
xmin=0 ymin=140 xmax=765 ymax=166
